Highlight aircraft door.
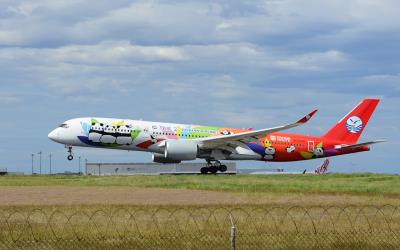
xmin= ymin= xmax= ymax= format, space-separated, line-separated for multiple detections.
xmin=308 ymin=141 xmax=315 ymax=152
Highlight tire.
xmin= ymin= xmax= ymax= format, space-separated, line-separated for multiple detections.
xmin=209 ymin=166 xmax=218 ymax=174
xmin=67 ymin=155 xmax=74 ymax=161
xmin=200 ymin=167 xmax=209 ymax=174
xmin=219 ymin=165 xmax=227 ymax=172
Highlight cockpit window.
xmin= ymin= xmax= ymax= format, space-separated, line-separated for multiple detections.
xmin=59 ymin=123 xmax=69 ymax=128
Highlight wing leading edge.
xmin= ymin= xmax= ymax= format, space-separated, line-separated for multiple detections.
xmin=198 ymin=109 xmax=318 ymax=149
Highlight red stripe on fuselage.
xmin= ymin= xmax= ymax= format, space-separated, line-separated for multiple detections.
xmin=258 ymin=132 xmax=369 ymax=162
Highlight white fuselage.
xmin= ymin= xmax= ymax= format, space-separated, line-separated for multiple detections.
xmin=49 ymin=118 xmax=207 ymax=153
xmin=48 ymin=117 xmax=263 ymax=166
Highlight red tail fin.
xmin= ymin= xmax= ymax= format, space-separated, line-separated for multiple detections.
xmin=323 ymin=98 xmax=380 ymax=144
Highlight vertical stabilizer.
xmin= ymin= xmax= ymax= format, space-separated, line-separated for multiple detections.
xmin=323 ymin=99 xmax=379 ymax=144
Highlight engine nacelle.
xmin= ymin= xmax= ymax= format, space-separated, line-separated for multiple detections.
xmin=152 ymin=153 xmax=181 ymax=164
xmin=164 ymin=140 xmax=198 ymax=161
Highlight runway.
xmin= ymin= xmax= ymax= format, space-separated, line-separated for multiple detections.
xmin=0 ymin=186 xmax=396 ymax=206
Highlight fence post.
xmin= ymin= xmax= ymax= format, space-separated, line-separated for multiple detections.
xmin=230 ymin=214 xmax=236 ymax=250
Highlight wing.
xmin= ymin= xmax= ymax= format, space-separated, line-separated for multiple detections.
xmin=335 ymin=140 xmax=386 ymax=150
xmin=198 ymin=109 xmax=318 ymax=150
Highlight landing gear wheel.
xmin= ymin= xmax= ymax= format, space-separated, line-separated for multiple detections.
xmin=209 ymin=166 xmax=218 ymax=174
xmin=205 ymin=160 xmax=225 ymax=174
xmin=200 ymin=167 xmax=209 ymax=174
xmin=66 ymin=145 xmax=73 ymax=161
xmin=219 ymin=165 xmax=227 ymax=172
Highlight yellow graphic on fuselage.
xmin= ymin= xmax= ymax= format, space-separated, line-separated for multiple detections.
xmin=112 ymin=120 xmax=125 ymax=128
xmin=264 ymin=138 xmax=272 ymax=147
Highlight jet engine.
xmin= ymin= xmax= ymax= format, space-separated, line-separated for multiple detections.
xmin=164 ymin=140 xmax=198 ymax=161
xmin=152 ymin=153 xmax=181 ymax=164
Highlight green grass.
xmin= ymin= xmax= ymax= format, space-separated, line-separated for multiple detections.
xmin=1 ymin=173 xmax=400 ymax=195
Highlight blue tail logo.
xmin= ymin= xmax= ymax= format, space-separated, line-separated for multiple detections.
xmin=346 ymin=116 xmax=363 ymax=134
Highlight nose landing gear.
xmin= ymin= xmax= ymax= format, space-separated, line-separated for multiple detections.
xmin=200 ymin=160 xmax=227 ymax=174
xmin=66 ymin=145 xmax=74 ymax=161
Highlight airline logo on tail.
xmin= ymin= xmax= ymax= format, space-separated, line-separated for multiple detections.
xmin=315 ymin=159 xmax=330 ymax=174
xmin=346 ymin=116 xmax=363 ymax=134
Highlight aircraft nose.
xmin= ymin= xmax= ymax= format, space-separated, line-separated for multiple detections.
xmin=48 ymin=129 xmax=59 ymax=142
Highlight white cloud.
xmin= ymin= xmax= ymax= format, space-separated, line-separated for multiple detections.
xmin=45 ymin=77 xmax=125 ymax=94
xmin=0 ymin=41 xmax=349 ymax=96
xmin=0 ymin=94 xmax=20 ymax=104
xmin=357 ymin=74 xmax=400 ymax=93
xmin=275 ymin=50 xmax=347 ymax=71
xmin=160 ymin=74 xmax=246 ymax=99
xmin=0 ymin=41 xmax=188 ymax=64
xmin=361 ymin=73 xmax=400 ymax=84
xmin=0 ymin=30 xmax=22 ymax=45
xmin=1 ymin=0 xmax=399 ymax=46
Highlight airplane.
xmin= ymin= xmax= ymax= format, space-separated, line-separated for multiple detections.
xmin=48 ymin=98 xmax=384 ymax=174
xmin=315 ymin=158 xmax=330 ymax=175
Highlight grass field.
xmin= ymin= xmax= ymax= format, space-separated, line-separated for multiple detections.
xmin=1 ymin=174 xmax=400 ymax=249
xmin=1 ymin=173 xmax=400 ymax=207
xmin=1 ymin=173 xmax=399 ymax=195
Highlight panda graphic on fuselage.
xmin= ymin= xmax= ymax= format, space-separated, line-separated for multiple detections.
xmin=116 ymin=125 xmax=133 ymax=145
xmin=220 ymin=130 xmax=233 ymax=135
xmin=313 ymin=147 xmax=324 ymax=158
xmin=88 ymin=122 xmax=105 ymax=143
xmin=264 ymin=146 xmax=276 ymax=160
xmin=100 ymin=125 xmax=117 ymax=144
xmin=263 ymin=138 xmax=276 ymax=160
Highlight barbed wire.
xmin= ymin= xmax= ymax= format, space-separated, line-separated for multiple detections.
xmin=0 ymin=206 xmax=399 ymax=249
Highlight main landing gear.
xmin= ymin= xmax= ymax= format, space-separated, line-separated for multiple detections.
xmin=66 ymin=145 xmax=74 ymax=161
xmin=200 ymin=160 xmax=227 ymax=174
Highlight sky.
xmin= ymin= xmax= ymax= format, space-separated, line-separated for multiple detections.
xmin=0 ymin=0 xmax=399 ymax=174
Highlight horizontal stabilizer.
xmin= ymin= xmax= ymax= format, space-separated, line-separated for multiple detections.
xmin=335 ymin=140 xmax=386 ymax=150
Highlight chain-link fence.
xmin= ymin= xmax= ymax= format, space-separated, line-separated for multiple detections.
xmin=0 ymin=206 xmax=399 ymax=249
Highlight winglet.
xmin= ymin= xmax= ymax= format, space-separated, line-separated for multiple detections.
xmin=296 ymin=109 xmax=318 ymax=124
